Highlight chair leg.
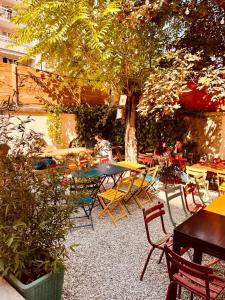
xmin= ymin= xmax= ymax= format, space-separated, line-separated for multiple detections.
xmin=158 ymin=249 xmax=164 ymax=264
xmin=166 ymin=281 xmax=177 ymax=300
xmin=140 ymin=247 xmax=154 ymax=281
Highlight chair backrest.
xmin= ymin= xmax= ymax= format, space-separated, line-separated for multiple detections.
xmin=100 ymin=155 xmax=109 ymax=163
xmin=164 ymin=185 xmax=187 ymax=227
xmin=186 ymin=166 xmax=207 ymax=181
xmin=79 ymin=157 xmax=89 ymax=168
xmin=182 ymin=182 xmax=198 ymax=213
xmin=145 ymin=165 xmax=159 ymax=186
xmin=114 ymin=176 xmax=134 ymax=200
xmin=165 ymin=245 xmax=213 ymax=299
xmin=217 ymin=170 xmax=225 ymax=193
xmin=143 ymin=202 xmax=167 ymax=245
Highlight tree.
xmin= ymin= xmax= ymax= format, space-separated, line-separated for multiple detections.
xmin=12 ymin=0 xmax=168 ymax=161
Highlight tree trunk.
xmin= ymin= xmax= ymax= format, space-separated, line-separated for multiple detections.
xmin=125 ymin=93 xmax=138 ymax=162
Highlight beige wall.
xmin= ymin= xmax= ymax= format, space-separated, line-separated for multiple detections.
xmin=12 ymin=112 xmax=77 ymax=148
xmin=60 ymin=113 xmax=77 ymax=147
xmin=186 ymin=112 xmax=225 ymax=159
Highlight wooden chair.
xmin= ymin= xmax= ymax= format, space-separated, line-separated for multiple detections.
xmin=97 ymin=176 xmax=134 ymax=224
xmin=140 ymin=202 xmax=173 ymax=281
xmin=165 ymin=245 xmax=225 ymax=300
xmin=217 ymin=170 xmax=225 ymax=195
xmin=186 ymin=166 xmax=209 ymax=202
xmin=132 ymin=165 xmax=159 ymax=201
xmin=120 ymin=166 xmax=158 ymax=209
xmin=183 ymin=182 xmax=206 ymax=214
xmin=118 ymin=172 xmax=145 ymax=209
xmin=164 ymin=185 xmax=188 ymax=228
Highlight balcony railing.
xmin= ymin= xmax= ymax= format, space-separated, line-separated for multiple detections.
xmin=0 ymin=34 xmax=11 ymax=42
xmin=0 ymin=6 xmax=16 ymax=20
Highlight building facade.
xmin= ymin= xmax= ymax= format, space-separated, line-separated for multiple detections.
xmin=0 ymin=0 xmax=38 ymax=67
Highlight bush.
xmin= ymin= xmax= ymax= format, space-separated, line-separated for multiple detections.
xmin=0 ymin=114 xmax=73 ymax=283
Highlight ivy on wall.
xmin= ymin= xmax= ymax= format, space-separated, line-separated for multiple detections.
xmin=67 ymin=104 xmax=125 ymax=147
xmin=47 ymin=105 xmax=63 ymax=146
xmin=137 ymin=112 xmax=190 ymax=153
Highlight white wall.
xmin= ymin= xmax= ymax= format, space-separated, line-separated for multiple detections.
xmin=11 ymin=112 xmax=77 ymax=148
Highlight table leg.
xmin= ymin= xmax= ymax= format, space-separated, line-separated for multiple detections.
xmin=193 ymin=249 xmax=202 ymax=264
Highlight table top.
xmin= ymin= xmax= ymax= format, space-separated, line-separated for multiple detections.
xmin=174 ymin=209 xmax=225 ymax=258
xmin=191 ymin=162 xmax=225 ymax=173
xmin=40 ymin=147 xmax=93 ymax=158
xmin=205 ymin=194 xmax=225 ymax=216
xmin=113 ymin=161 xmax=146 ymax=170
xmin=71 ymin=163 xmax=129 ymax=178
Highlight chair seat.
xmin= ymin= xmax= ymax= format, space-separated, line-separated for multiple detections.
xmin=119 ymin=183 xmax=139 ymax=193
xmin=98 ymin=189 xmax=125 ymax=201
xmin=174 ymin=270 xmax=225 ymax=299
xmin=190 ymin=203 xmax=206 ymax=214
xmin=155 ymin=233 xmax=172 ymax=247
xmin=79 ymin=196 xmax=95 ymax=205
xmin=133 ymin=178 xmax=148 ymax=188
xmin=219 ymin=182 xmax=225 ymax=190
xmin=145 ymin=175 xmax=159 ymax=184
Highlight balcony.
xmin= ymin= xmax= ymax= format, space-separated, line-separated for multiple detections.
xmin=0 ymin=34 xmax=27 ymax=55
xmin=0 ymin=6 xmax=16 ymax=20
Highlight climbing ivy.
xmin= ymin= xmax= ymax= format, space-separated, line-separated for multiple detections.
xmin=47 ymin=105 xmax=63 ymax=146
xmin=66 ymin=104 xmax=193 ymax=154
xmin=137 ymin=111 xmax=190 ymax=153
xmin=66 ymin=104 xmax=125 ymax=147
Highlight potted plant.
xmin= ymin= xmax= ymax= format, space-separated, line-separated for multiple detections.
xmin=0 ymin=114 xmax=74 ymax=300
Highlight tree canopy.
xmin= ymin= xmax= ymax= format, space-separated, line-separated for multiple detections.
xmin=12 ymin=0 xmax=225 ymax=116
xmin=13 ymin=0 xmax=167 ymax=99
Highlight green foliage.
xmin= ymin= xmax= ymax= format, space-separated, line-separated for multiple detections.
xmin=12 ymin=0 xmax=166 ymax=99
xmin=137 ymin=112 xmax=189 ymax=153
xmin=67 ymin=104 xmax=125 ymax=147
xmin=0 ymin=114 xmax=74 ymax=280
xmin=46 ymin=105 xmax=63 ymax=146
xmin=138 ymin=50 xmax=201 ymax=118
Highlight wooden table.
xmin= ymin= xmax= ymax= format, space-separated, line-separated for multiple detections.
xmin=173 ymin=209 xmax=225 ymax=262
xmin=191 ymin=162 xmax=225 ymax=173
xmin=170 ymin=195 xmax=225 ymax=297
xmin=40 ymin=147 xmax=93 ymax=159
xmin=205 ymin=194 xmax=225 ymax=216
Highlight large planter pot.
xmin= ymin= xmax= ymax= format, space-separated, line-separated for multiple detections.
xmin=7 ymin=270 xmax=64 ymax=300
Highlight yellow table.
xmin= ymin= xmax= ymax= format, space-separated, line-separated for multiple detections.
xmin=205 ymin=195 xmax=225 ymax=216
xmin=113 ymin=161 xmax=146 ymax=170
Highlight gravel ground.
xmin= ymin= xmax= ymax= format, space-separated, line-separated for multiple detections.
xmin=62 ymin=187 xmax=225 ymax=300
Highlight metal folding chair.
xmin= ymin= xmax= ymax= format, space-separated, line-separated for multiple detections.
xmin=164 ymin=185 xmax=188 ymax=228
xmin=217 ymin=170 xmax=225 ymax=195
xmin=140 ymin=202 xmax=172 ymax=281
xmin=186 ymin=166 xmax=209 ymax=202
xmin=97 ymin=176 xmax=134 ymax=224
xmin=183 ymin=182 xmax=206 ymax=214
xmin=165 ymin=245 xmax=225 ymax=300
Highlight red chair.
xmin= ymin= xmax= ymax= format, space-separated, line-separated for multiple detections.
xmin=140 ymin=202 xmax=172 ymax=281
xmin=183 ymin=182 xmax=206 ymax=215
xmin=164 ymin=245 xmax=225 ymax=300
xmin=79 ymin=157 xmax=89 ymax=167
xmin=100 ymin=155 xmax=109 ymax=163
